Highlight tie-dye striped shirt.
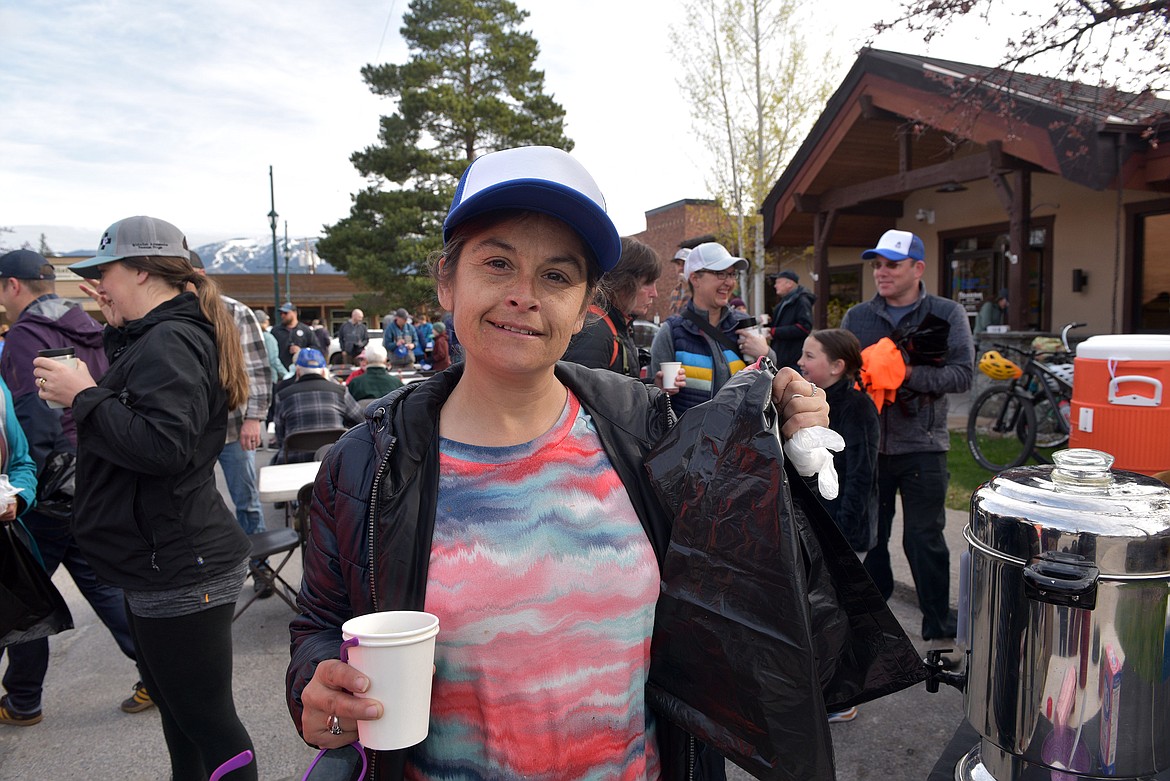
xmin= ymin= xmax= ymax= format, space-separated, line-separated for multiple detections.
xmin=407 ymin=391 xmax=661 ymax=781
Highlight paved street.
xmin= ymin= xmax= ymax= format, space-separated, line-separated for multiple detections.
xmin=0 ymin=448 xmax=972 ymax=780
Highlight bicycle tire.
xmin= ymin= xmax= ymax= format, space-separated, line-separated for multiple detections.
xmin=967 ymin=387 xmax=1037 ymax=471
xmin=1030 ymin=397 xmax=1070 ymax=450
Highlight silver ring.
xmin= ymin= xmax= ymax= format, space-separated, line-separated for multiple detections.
xmin=328 ymin=714 xmax=343 ymax=735
xmin=808 ymin=382 xmax=818 ymax=396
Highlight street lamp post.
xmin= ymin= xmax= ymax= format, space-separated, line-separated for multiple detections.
xmin=268 ymin=165 xmax=280 ymax=313
xmin=283 ymin=220 xmax=291 ymax=303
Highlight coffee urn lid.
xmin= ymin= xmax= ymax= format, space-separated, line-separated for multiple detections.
xmin=969 ymin=449 xmax=1170 ymax=576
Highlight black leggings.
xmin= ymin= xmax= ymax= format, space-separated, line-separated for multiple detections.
xmin=126 ymin=603 xmax=257 ymax=780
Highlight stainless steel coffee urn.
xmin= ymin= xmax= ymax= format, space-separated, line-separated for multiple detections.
xmin=959 ymin=449 xmax=1170 ymax=781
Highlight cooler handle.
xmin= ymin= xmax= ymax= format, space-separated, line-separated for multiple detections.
xmin=1107 ymin=375 xmax=1162 ymax=407
xmin=1023 ymin=551 xmax=1099 ymax=610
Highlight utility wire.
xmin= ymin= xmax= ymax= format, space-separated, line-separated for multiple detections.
xmin=375 ymin=0 xmax=400 ymax=63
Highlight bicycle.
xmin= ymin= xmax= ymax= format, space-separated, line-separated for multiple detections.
xmin=966 ymin=322 xmax=1086 ymax=471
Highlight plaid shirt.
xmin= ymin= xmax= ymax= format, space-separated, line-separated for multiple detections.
xmin=273 ymin=374 xmax=365 ymax=459
xmin=667 ymin=275 xmax=690 ymax=315
xmin=223 ymin=295 xmax=273 ymax=443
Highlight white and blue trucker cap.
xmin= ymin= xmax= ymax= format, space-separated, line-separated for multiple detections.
xmin=70 ymin=216 xmax=190 ymax=278
xmin=443 ymin=146 xmax=622 ymax=273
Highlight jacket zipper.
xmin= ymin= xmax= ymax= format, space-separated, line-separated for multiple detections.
xmin=688 ymin=735 xmax=695 ymax=780
xmin=367 ymin=425 xmax=395 ymax=781
xmin=367 ymin=438 xmax=394 ymax=611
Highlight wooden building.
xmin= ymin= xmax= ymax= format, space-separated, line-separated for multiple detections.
xmin=762 ymin=48 xmax=1170 ymax=334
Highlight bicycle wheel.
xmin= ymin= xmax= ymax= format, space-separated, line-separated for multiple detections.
xmin=967 ymin=387 xmax=1037 ymax=471
xmin=1029 ymin=397 xmax=1070 ymax=450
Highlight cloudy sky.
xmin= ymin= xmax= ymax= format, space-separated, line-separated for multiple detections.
xmin=1 ymin=0 xmax=1008 ymax=252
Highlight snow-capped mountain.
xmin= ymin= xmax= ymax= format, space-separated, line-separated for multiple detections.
xmin=191 ymin=237 xmax=340 ymax=274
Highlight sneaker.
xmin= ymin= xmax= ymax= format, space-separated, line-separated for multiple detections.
xmin=253 ymin=563 xmax=275 ymax=599
xmin=828 ymin=706 xmax=858 ymax=723
xmin=0 ymin=695 xmax=43 ymax=726
xmin=120 ymin=681 xmax=155 ymax=714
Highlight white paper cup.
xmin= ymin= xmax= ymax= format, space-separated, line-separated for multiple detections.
xmin=38 ymin=348 xmax=77 ymax=409
xmin=340 ymin=610 xmax=440 ymax=750
xmin=660 ymin=361 xmax=683 ymax=390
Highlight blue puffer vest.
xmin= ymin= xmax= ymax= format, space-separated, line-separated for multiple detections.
xmin=664 ymin=309 xmax=748 ymax=413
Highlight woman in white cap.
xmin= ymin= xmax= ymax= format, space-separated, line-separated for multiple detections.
xmin=286 ymin=147 xmax=827 ymax=780
xmin=33 ymin=216 xmax=256 ymax=780
xmin=650 ymin=242 xmax=773 ymax=414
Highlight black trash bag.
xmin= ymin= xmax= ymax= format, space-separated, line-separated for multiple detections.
xmin=0 ymin=522 xmax=73 ymax=650
xmin=644 ymin=364 xmax=926 ymax=781
xmin=35 ymin=450 xmax=76 ymax=523
xmin=895 ymin=313 xmax=951 ymax=366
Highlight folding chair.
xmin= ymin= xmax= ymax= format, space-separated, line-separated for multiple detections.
xmin=233 ymin=526 xmax=302 ymax=620
xmin=279 ymin=427 xmax=348 ymax=464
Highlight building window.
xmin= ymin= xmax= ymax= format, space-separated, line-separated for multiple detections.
xmin=826 ymin=264 xmax=863 ymax=327
xmin=941 ymin=219 xmax=1052 ymax=331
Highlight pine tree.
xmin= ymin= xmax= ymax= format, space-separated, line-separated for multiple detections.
xmin=317 ymin=0 xmax=573 ymax=304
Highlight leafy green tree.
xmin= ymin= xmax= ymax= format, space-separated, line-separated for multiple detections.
xmin=317 ymin=0 xmax=573 ymax=296
xmin=672 ymin=0 xmax=835 ymax=314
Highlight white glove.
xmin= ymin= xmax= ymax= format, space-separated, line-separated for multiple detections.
xmin=782 ymin=426 xmax=845 ymax=500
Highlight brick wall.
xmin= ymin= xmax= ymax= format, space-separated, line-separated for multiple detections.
xmin=632 ymin=199 xmax=737 ymax=322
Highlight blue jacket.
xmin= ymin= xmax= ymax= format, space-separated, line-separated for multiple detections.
xmin=0 ymin=378 xmax=39 ymax=519
xmin=382 ymin=321 xmax=419 ymax=361
xmin=840 ymin=285 xmax=974 ymax=454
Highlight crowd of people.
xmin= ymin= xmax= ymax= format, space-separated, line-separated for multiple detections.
xmin=0 ymin=145 xmax=977 ymax=780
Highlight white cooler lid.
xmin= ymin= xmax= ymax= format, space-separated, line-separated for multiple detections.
xmin=1076 ymin=334 xmax=1170 ymax=360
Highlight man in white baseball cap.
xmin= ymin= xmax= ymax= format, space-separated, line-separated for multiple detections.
xmin=667 ymin=247 xmax=692 ymax=315
xmin=840 ymin=228 xmax=974 ymax=667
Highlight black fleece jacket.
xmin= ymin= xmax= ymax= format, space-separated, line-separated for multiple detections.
xmin=71 ymin=292 xmax=249 ymax=591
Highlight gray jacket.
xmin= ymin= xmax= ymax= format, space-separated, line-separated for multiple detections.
xmin=840 ymin=284 xmax=974 ymax=455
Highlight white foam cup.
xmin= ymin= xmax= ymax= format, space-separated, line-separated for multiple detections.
xmin=660 ymin=361 xmax=683 ymax=390
xmin=340 ymin=611 xmax=440 ymax=750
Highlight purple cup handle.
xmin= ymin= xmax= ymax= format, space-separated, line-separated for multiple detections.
xmin=340 ymin=636 xmax=359 ymax=664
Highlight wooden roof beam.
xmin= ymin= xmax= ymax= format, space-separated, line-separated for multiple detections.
xmin=809 ymin=142 xmax=1032 ymax=212
xmin=858 ymin=94 xmax=903 ymax=123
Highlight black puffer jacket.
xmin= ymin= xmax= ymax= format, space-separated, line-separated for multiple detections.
xmin=562 ymin=302 xmax=639 ymax=378
xmin=813 ymin=378 xmax=880 ymax=552
xmin=770 ymin=285 xmax=815 ymax=370
xmin=287 ymin=361 xmax=725 ymax=781
xmin=71 ymin=292 xmax=249 ymax=591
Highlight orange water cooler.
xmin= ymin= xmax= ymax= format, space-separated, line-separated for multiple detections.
xmin=1069 ymin=334 xmax=1170 ymax=475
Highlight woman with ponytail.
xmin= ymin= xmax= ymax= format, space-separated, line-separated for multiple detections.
xmin=33 ymin=216 xmax=256 ymax=780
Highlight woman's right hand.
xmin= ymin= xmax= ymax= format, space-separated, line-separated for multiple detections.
xmin=653 ymin=368 xmax=686 ymax=395
xmin=78 ymin=282 xmax=122 ymax=327
xmin=300 ymin=659 xmax=383 ymax=748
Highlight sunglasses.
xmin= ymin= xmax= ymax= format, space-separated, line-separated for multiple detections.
xmin=694 ymin=269 xmax=738 ymax=280
xmin=301 ymin=742 xmax=368 ymax=781
xmin=869 ymin=259 xmax=918 ymax=270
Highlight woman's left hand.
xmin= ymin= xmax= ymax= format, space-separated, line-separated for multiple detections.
xmin=737 ymin=329 xmax=770 ymax=360
xmin=32 ymin=356 xmax=98 ymax=409
xmin=771 ymin=366 xmax=829 ymax=439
